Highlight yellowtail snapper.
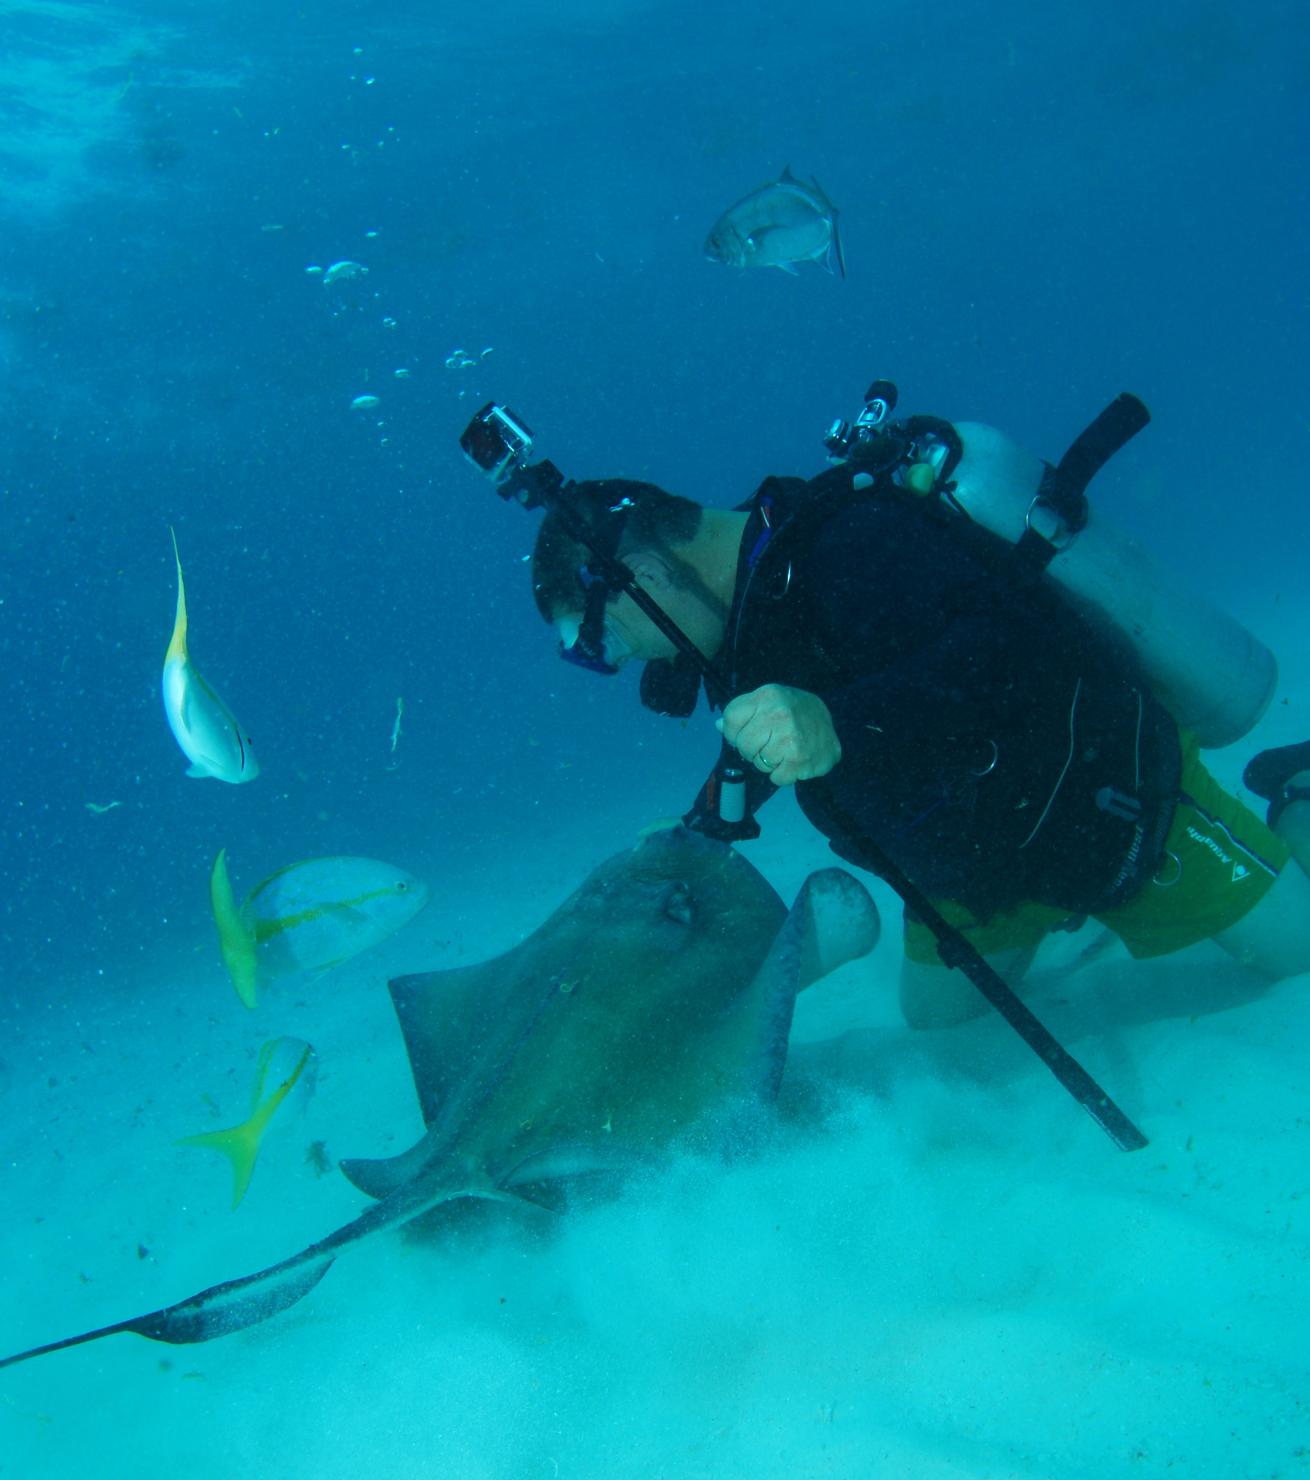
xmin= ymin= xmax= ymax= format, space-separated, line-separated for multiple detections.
xmin=161 ymin=529 xmax=258 ymax=784
xmin=178 ymin=1037 xmax=318 ymax=1208
xmin=210 ymin=850 xmax=431 ymax=1009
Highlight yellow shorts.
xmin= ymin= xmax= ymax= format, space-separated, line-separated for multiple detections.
xmin=903 ymin=733 xmax=1291 ymax=965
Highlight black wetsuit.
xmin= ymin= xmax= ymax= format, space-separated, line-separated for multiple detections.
xmin=684 ymin=471 xmax=1181 ymax=922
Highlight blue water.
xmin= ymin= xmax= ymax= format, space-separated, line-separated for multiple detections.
xmin=3 ymin=0 xmax=1305 ymax=993
xmin=1 ymin=3 xmax=1308 ymax=1471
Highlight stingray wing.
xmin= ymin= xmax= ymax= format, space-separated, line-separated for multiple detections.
xmin=335 ymin=948 xmax=567 ymax=1201
xmin=353 ymin=854 xmax=877 ymax=1201
xmin=342 ymin=836 xmax=879 ymax=1208
xmin=701 ymin=866 xmax=881 ymax=1103
xmin=390 ymin=830 xmax=788 ymax=1133
xmin=346 ymin=831 xmax=788 ymax=1198
xmin=495 ymin=864 xmax=880 ymax=1173
xmin=389 ymin=939 xmax=571 ymax=1133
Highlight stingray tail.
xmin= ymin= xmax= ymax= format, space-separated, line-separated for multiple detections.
xmin=0 ymin=1257 xmax=335 ymax=1372
xmin=0 ymin=1167 xmax=480 ymax=1371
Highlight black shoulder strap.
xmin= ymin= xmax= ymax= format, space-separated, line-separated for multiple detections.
xmin=1015 ymin=393 xmax=1150 ymax=572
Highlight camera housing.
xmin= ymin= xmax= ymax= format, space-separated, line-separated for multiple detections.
xmin=460 ymin=402 xmax=564 ymax=508
xmin=460 ymin=402 xmax=535 ymax=484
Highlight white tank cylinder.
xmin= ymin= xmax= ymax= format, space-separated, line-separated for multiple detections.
xmin=942 ymin=422 xmax=1276 ymax=749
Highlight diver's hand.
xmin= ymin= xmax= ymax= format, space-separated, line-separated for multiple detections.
xmin=717 ymin=684 xmax=842 ymax=787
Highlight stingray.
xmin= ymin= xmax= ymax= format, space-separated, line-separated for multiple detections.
xmin=0 ymin=827 xmax=878 ymax=1370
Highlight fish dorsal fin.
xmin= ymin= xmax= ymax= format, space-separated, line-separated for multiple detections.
xmin=166 ymin=526 xmax=188 ymax=664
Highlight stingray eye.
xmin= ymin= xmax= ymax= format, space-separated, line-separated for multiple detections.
xmin=663 ymin=883 xmax=694 ymax=927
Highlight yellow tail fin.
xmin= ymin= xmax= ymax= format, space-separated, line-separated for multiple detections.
xmin=211 ymin=848 xmax=259 ymax=1008
xmin=177 ymin=1123 xmax=264 ymax=1209
xmin=179 ymin=1040 xmax=314 ymax=1208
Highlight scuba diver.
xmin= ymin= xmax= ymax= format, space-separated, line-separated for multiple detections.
xmin=465 ymin=385 xmax=1310 ymax=1031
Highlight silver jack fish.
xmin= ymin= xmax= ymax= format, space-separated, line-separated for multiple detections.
xmin=161 ymin=530 xmax=258 ymax=783
xmin=705 ymin=166 xmax=846 ymax=277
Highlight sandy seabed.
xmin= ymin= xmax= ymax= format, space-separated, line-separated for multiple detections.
xmin=3 ymin=628 xmax=1308 ymax=1480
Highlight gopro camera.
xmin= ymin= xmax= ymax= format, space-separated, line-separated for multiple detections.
xmin=460 ymin=402 xmax=564 ymax=509
xmin=460 ymin=402 xmax=535 ymax=485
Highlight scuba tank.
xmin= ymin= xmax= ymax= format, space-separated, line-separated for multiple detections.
xmin=947 ymin=420 xmax=1275 ymax=747
xmin=824 ymin=383 xmax=1277 ymax=749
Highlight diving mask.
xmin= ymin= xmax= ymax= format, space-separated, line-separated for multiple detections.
xmin=556 ymin=569 xmax=632 ymax=675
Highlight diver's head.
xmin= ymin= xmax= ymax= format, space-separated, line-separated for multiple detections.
xmin=531 ymin=479 xmax=725 ymax=673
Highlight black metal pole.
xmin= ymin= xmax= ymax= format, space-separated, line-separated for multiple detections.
xmin=809 ymin=779 xmax=1148 ymax=1151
